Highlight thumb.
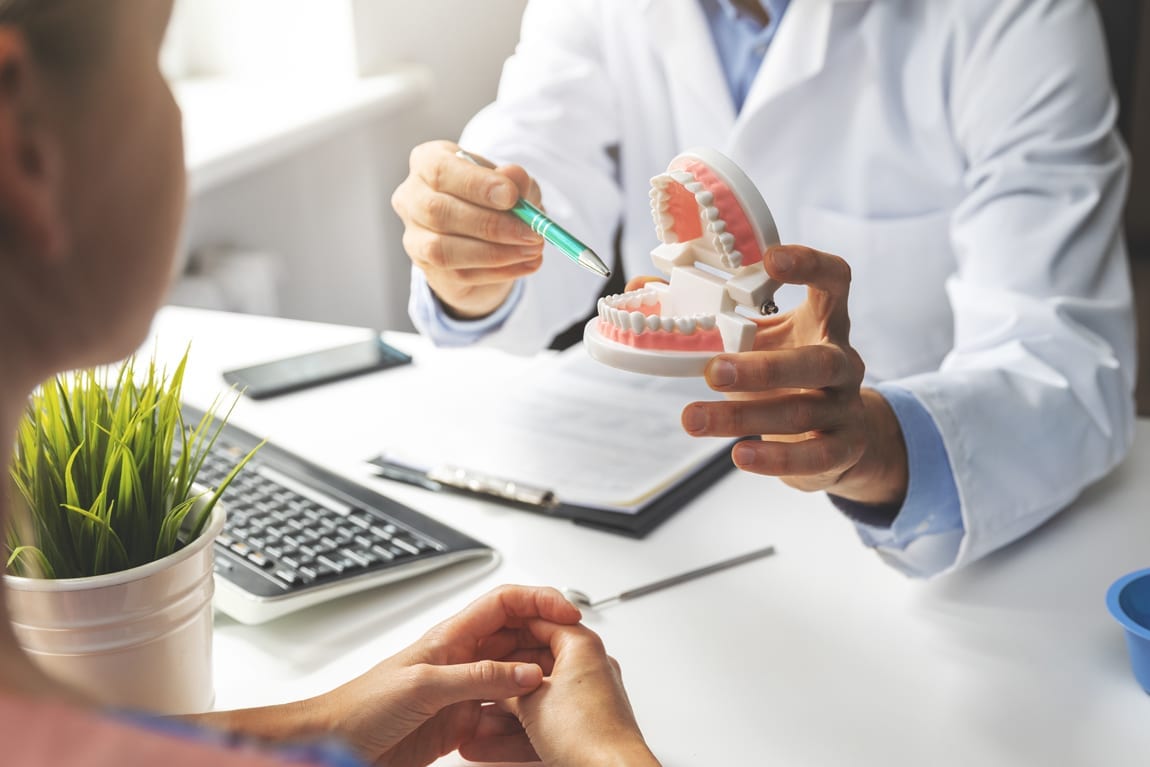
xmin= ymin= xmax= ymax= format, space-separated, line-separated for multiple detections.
xmin=416 ymin=661 xmax=543 ymax=709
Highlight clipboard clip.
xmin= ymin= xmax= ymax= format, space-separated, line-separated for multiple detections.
xmin=370 ymin=454 xmax=558 ymax=510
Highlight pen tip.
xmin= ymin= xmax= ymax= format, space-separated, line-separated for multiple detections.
xmin=579 ymin=249 xmax=612 ymax=278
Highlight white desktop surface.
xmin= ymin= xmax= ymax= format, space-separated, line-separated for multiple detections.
xmin=147 ymin=306 xmax=1150 ymax=767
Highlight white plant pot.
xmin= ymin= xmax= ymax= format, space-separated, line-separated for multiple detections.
xmin=4 ymin=503 xmax=225 ymax=715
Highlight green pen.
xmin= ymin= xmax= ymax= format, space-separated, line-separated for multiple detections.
xmin=456 ymin=149 xmax=612 ymax=278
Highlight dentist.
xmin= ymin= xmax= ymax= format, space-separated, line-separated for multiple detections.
xmin=391 ymin=0 xmax=1136 ymax=578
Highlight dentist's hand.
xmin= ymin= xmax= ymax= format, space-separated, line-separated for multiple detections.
xmin=391 ymin=140 xmax=545 ymax=320
xmin=681 ymin=245 xmax=909 ymax=508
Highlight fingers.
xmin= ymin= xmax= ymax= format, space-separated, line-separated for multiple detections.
xmin=391 ymin=141 xmax=546 ymax=283
xmin=681 ymin=347 xmax=869 ymax=480
xmin=764 ymin=245 xmax=852 ymax=339
xmin=411 ymin=141 xmax=521 ymax=211
xmin=476 ymin=626 xmax=557 ymax=672
xmin=459 ymin=706 xmax=540 ymax=763
xmin=683 ymin=389 xmax=848 ymax=438
xmin=478 ymin=585 xmax=583 ymax=629
xmin=397 ymin=176 xmax=542 ymax=247
xmin=704 ymin=347 xmax=862 ymax=393
xmin=521 ymin=617 xmax=609 ymax=660
xmin=411 ymin=660 xmax=543 ymax=711
xmin=624 ymin=275 xmax=667 ymax=292
xmin=427 ymin=586 xmax=582 ymax=660
xmin=402 ymin=228 xmax=542 ymax=272
xmin=764 ymin=244 xmax=851 ymax=299
xmin=730 ymin=435 xmax=865 ymax=480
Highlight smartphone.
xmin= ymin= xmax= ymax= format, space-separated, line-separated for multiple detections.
xmin=222 ymin=338 xmax=412 ymax=399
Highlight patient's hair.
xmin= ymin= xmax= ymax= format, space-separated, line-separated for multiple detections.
xmin=0 ymin=0 xmax=112 ymax=81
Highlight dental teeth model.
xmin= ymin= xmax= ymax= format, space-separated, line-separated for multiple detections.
xmin=584 ymin=147 xmax=782 ymax=377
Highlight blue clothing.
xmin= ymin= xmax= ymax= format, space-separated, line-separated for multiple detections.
xmin=834 ymin=384 xmax=963 ymax=578
xmin=411 ymin=0 xmax=966 ymax=577
xmin=116 ymin=710 xmax=365 ymax=767
xmin=700 ymin=0 xmax=790 ymax=112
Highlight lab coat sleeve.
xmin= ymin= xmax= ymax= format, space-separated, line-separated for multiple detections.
xmin=409 ymin=268 xmax=526 ymax=347
xmin=892 ymin=0 xmax=1136 ymax=571
xmin=409 ymin=0 xmax=623 ymax=355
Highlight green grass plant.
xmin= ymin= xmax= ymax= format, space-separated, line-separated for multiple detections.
xmin=6 ymin=349 xmax=260 ymax=579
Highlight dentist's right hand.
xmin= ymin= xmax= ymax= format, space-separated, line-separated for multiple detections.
xmin=392 ymin=140 xmax=546 ymax=320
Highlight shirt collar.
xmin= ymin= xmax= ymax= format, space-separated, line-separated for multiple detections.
xmin=715 ymin=0 xmax=790 ymax=27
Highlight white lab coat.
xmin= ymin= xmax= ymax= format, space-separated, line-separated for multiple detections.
xmin=450 ymin=0 xmax=1137 ymax=571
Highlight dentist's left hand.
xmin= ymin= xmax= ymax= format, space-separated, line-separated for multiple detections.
xmin=680 ymin=244 xmax=909 ymax=508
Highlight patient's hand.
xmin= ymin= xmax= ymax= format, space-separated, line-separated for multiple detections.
xmin=460 ymin=620 xmax=662 ymax=767
xmin=314 ymin=584 xmax=580 ymax=767
xmin=196 ymin=585 xmax=581 ymax=767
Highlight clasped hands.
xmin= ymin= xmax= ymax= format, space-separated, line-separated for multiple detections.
xmin=210 ymin=585 xmax=659 ymax=767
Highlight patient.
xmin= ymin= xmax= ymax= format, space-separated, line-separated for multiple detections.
xmin=0 ymin=1 xmax=660 ymax=765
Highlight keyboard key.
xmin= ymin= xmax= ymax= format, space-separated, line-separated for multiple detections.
xmin=317 ymin=555 xmax=346 ymax=574
xmin=371 ymin=545 xmax=396 ymax=561
xmin=345 ymin=549 xmax=377 ymax=567
xmin=274 ymin=569 xmax=300 ymax=585
xmin=247 ymin=552 xmax=271 ymax=568
xmin=391 ymin=537 xmax=420 ymax=556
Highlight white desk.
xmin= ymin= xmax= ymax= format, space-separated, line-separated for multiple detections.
xmin=147 ymin=307 xmax=1150 ymax=767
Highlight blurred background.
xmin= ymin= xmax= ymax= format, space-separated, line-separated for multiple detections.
xmin=160 ymin=0 xmax=1149 ymax=412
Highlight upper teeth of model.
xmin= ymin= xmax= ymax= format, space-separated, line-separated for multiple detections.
xmin=596 ymin=290 xmax=718 ymax=335
xmin=649 ymin=171 xmax=744 ymax=269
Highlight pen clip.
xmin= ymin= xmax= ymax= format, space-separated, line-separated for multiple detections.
xmin=428 ymin=465 xmax=557 ymax=509
xmin=374 ymin=453 xmax=557 ymax=509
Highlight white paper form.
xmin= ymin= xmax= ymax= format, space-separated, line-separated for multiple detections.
xmin=389 ymin=347 xmax=729 ymax=513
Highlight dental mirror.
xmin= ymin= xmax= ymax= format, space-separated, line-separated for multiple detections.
xmin=562 ymin=544 xmax=776 ymax=610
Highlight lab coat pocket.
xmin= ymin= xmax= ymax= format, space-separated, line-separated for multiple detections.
xmin=798 ymin=206 xmax=955 ymax=383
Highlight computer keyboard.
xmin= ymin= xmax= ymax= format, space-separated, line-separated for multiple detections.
xmin=183 ymin=405 xmax=495 ymax=624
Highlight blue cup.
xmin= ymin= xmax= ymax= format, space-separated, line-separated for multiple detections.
xmin=1107 ymin=568 xmax=1150 ymax=694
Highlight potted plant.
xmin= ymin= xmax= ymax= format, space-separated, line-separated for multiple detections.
xmin=3 ymin=350 xmax=259 ymax=715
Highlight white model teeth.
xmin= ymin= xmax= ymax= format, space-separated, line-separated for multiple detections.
xmin=649 ymin=169 xmax=739 ymax=265
xmin=598 ymin=294 xmax=720 ymax=338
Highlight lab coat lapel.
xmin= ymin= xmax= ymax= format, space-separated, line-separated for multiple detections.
xmin=738 ymin=0 xmax=870 ymax=118
xmin=643 ymin=0 xmax=737 ymax=146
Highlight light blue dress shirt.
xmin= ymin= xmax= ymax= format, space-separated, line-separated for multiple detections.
xmin=411 ymin=0 xmax=964 ymax=577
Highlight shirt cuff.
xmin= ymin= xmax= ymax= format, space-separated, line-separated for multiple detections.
xmin=408 ymin=269 xmax=524 ymax=347
xmin=829 ymin=383 xmax=964 ymax=578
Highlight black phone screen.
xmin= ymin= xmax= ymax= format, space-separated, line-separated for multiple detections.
xmin=222 ymin=338 xmax=412 ymax=399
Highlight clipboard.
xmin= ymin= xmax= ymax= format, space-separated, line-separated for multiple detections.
xmin=368 ymin=440 xmax=738 ymax=538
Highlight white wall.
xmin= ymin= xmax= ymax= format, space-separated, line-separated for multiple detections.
xmin=169 ymin=0 xmax=528 ymax=331
xmin=352 ymin=0 xmax=528 ymax=140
